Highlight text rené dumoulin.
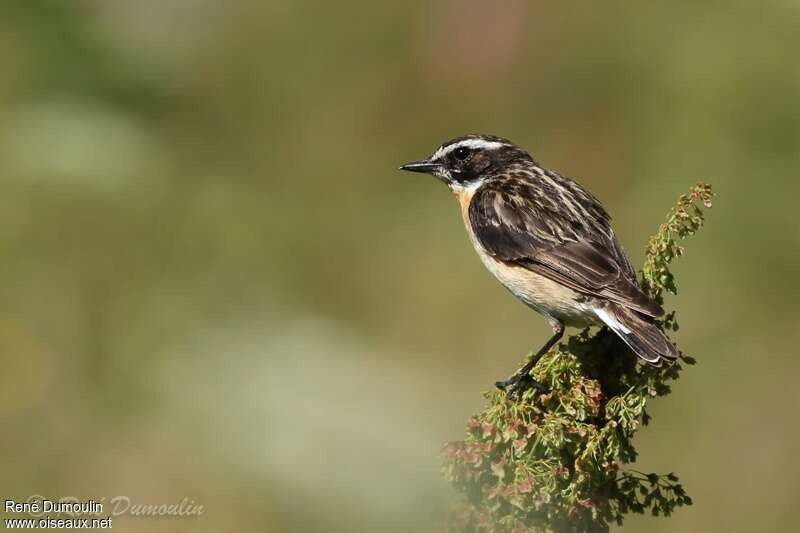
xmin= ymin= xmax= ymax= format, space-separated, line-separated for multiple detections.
xmin=4 ymin=496 xmax=204 ymax=518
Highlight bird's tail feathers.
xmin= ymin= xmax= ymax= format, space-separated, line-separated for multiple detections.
xmin=594 ymin=304 xmax=679 ymax=365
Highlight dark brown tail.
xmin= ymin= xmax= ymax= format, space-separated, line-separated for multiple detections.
xmin=594 ymin=303 xmax=679 ymax=364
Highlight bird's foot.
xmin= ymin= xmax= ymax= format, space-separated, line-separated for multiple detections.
xmin=495 ymin=372 xmax=546 ymax=399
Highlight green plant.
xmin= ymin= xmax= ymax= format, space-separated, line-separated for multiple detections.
xmin=442 ymin=184 xmax=714 ymax=532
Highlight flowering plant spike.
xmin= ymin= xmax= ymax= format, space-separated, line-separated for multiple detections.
xmin=443 ymin=183 xmax=713 ymax=532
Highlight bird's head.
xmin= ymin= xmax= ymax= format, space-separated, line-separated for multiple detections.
xmin=400 ymin=134 xmax=532 ymax=190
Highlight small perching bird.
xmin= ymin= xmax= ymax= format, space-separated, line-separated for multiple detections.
xmin=400 ymin=134 xmax=678 ymax=396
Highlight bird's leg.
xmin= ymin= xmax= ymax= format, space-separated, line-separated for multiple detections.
xmin=496 ymin=321 xmax=565 ymax=398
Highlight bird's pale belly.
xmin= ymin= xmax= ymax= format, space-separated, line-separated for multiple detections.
xmin=475 ymin=244 xmax=598 ymax=327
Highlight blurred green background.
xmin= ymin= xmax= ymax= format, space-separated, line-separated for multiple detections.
xmin=1 ymin=1 xmax=799 ymax=531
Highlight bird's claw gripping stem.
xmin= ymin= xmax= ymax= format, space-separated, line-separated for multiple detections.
xmin=495 ymin=372 xmax=546 ymax=398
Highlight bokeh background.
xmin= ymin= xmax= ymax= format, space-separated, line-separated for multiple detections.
xmin=1 ymin=1 xmax=799 ymax=531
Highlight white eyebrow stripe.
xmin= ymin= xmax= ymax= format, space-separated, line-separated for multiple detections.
xmin=432 ymin=139 xmax=509 ymax=160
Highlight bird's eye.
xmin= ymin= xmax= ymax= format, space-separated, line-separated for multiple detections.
xmin=453 ymin=147 xmax=471 ymax=160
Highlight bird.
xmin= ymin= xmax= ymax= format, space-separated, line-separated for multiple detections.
xmin=400 ymin=134 xmax=678 ymax=396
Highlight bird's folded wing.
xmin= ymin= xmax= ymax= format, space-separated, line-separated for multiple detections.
xmin=469 ymin=185 xmax=663 ymax=317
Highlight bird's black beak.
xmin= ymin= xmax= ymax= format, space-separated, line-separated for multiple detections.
xmin=399 ymin=159 xmax=441 ymax=174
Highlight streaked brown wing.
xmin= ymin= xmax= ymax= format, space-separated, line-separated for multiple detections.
xmin=469 ymin=183 xmax=662 ymax=317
